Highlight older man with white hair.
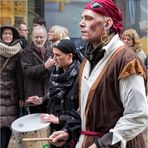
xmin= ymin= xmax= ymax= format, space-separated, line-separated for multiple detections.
xmin=20 ymin=25 xmax=55 ymax=114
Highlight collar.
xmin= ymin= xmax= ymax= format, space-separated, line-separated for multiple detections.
xmin=102 ymin=34 xmax=124 ymax=55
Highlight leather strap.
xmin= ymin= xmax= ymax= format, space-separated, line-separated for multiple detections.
xmin=0 ymin=58 xmax=10 ymax=72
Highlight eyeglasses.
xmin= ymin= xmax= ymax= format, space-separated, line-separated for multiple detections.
xmin=90 ymin=2 xmax=103 ymax=9
xmin=19 ymin=29 xmax=28 ymax=32
xmin=2 ymin=32 xmax=13 ymax=36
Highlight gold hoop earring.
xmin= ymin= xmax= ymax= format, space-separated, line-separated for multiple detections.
xmin=101 ymin=35 xmax=110 ymax=44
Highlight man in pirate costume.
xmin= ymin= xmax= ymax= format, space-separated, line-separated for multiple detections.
xmin=48 ymin=0 xmax=148 ymax=148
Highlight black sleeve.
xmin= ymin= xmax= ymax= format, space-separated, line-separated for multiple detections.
xmin=59 ymin=114 xmax=74 ymax=126
xmin=94 ymin=132 xmax=121 ymax=148
xmin=20 ymin=49 xmax=46 ymax=79
xmin=42 ymin=93 xmax=49 ymax=105
xmin=16 ymin=53 xmax=25 ymax=101
xmin=61 ymin=110 xmax=81 ymax=142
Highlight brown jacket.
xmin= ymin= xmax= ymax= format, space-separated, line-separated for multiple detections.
xmin=79 ymin=47 xmax=147 ymax=148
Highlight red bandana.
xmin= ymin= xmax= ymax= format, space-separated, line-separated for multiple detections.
xmin=85 ymin=0 xmax=123 ymax=34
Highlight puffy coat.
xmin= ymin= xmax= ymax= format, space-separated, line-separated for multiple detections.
xmin=0 ymin=25 xmax=23 ymax=127
xmin=0 ymin=53 xmax=23 ymax=127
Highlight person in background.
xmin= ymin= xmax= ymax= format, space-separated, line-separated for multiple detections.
xmin=15 ymin=21 xmax=29 ymax=49
xmin=20 ymin=25 xmax=55 ymax=114
xmin=0 ymin=24 xmax=23 ymax=148
xmin=48 ymin=25 xmax=84 ymax=62
xmin=48 ymin=0 xmax=147 ymax=148
xmin=48 ymin=25 xmax=70 ymax=48
xmin=145 ymin=55 xmax=148 ymax=69
xmin=121 ymin=28 xmax=146 ymax=63
xmin=33 ymin=16 xmax=47 ymax=27
xmin=26 ymin=39 xmax=81 ymax=148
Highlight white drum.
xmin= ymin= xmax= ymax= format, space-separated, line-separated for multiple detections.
xmin=11 ymin=113 xmax=50 ymax=148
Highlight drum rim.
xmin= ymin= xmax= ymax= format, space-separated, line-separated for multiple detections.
xmin=11 ymin=113 xmax=50 ymax=133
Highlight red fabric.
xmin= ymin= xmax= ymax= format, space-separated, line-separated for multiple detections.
xmin=81 ymin=131 xmax=106 ymax=137
xmin=85 ymin=0 xmax=123 ymax=34
xmin=70 ymin=140 xmax=77 ymax=148
xmin=34 ymin=46 xmax=48 ymax=60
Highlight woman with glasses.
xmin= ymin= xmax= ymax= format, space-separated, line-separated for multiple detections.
xmin=48 ymin=0 xmax=147 ymax=148
xmin=0 ymin=24 xmax=23 ymax=148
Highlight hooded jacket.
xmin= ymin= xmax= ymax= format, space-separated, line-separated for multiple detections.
xmin=0 ymin=24 xmax=23 ymax=127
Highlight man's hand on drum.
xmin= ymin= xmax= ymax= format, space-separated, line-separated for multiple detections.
xmin=26 ymin=96 xmax=43 ymax=105
xmin=49 ymin=130 xmax=69 ymax=147
xmin=40 ymin=114 xmax=59 ymax=124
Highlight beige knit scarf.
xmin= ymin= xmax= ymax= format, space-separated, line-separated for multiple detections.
xmin=0 ymin=41 xmax=22 ymax=57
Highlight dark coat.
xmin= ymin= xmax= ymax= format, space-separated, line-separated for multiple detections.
xmin=20 ymin=43 xmax=53 ymax=112
xmin=44 ymin=62 xmax=80 ymax=148
xmin=46 ymin=79 xmax=79 ymax=117
xmin=48 ymin=79 xmax=79 ymax=133
xmin=0 ymin=54 xmax=23 ymax=127
xmin=20 ymin=36 xmax=29 ymax=49
xmin=79 ymin=48 xmax=147 ymax=148
xmin=0 ymin=25 xmax=23 ymax=127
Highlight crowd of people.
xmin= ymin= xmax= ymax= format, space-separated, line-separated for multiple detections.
xmin=0 ymin=0 xmax=147 ymax=148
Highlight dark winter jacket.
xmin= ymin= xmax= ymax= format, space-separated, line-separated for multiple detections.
xmin=20 ymin=42 xmax=53 ymax=112
xmin=20 ymin=36 xmax=29 ymax=49
xmin=43 ymin=60 xmax=80 ymax=148
xmin=0 ymin=25 xmax=23 ymax=127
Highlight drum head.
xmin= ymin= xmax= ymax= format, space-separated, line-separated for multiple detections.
xmin=11 ymin=113 xmax=49 ymax=132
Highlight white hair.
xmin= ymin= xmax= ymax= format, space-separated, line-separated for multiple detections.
xmin=32 ymin=25 xmax=47 ymax=39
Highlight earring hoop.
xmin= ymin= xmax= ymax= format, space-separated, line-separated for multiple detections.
xmin=101 ymin=35 xmax=110 ymax=44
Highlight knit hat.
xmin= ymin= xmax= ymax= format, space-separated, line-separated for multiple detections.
xmin=85 ymin=0 xmax=123 ymax=34
xmin=53 ymin=39 xmax=76 ymax=55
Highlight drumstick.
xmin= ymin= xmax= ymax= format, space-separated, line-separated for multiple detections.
xmin=22 ymin=137 xmax=66 ymax=142
xmin=22 ymin=137 xmax=50 ymax=141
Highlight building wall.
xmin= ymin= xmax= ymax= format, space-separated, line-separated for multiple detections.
xmin=0 ymin=0 xmax=27 ymax=26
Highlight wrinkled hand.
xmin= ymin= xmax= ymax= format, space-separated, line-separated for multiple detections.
xmin=26 ymin=96 xmax=43 ymax=105
xmin=40 ymin=114 xmax=59 ymax=124
xmin=45 ymin=58 xmax=55 ymax=69
xmin=88 ymin=143 xmax=97 ymax=148
xmin=49 ymin=130 xmax=69 ymax=147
